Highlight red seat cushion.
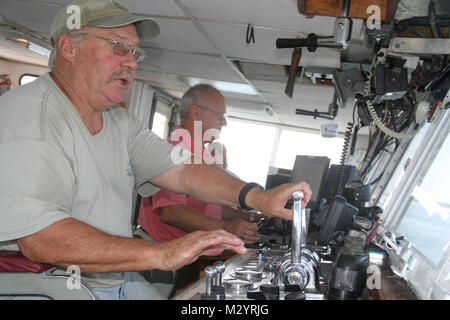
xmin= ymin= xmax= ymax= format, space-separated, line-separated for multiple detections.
xmin=0 ymin=251 xmax=52 ymax=273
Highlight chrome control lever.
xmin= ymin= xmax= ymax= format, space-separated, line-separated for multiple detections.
xmin=274 ymin=191 xmax=311 ymax=290
xmin=291 ymin=191 xmax=306 ymax=265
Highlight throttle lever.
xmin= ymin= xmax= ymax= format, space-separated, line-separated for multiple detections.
xmin=274 ymin=191 xmax=310 ymax=290
xmin=291 ymin=191 xmax=306 ymax=265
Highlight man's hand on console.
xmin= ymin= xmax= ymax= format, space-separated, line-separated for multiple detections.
xmin=156 ymin=229 xmax=246 ymax=270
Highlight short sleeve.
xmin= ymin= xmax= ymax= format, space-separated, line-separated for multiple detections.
xmin=0 ymin=140 xmax=73 ymax=241
xmin=128 ymin=118 xmax=191 ymax=197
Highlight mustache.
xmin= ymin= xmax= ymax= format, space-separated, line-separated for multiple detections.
xmin=107 ymin=70 xmax=134 ymax=83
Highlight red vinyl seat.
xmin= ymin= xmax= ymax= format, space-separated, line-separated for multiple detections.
xmin=0 ymin=250 xmax=98 ymax=299
xmin=0 ymin=250 xmax=52 ymax=273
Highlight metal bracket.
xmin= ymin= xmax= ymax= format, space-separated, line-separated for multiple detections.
xmin=390 ymin=38 xmax=450 ymax=55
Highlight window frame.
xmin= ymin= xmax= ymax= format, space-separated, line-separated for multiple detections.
xmin=152 ymin=99 xmax=172 ymax=139
xmin=380 ymin=108 xmax=449 ymax=231
xmin=373 ymin=100 xmax=450 ymax=299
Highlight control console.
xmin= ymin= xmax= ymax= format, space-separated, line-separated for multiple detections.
xmin=174 ymin=243 xmax=328 ymax=300
xmin=174 ymin=191 xmax=329 ymax=300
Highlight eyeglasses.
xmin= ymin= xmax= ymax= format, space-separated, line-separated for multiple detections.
xmin=83 ymin=33 xmax=147 ymax=63
xmin=197 ymin=104 xmax=227 ymax=121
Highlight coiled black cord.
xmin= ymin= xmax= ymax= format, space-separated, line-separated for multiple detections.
xmin=340 ymin=122 xmax=353 ymax=165
xmin=337 ymin=122 xmax=354 ymax=195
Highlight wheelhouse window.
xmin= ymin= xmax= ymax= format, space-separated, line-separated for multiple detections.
xmin=152 ymin=112 xmax=168 ymax=139
xmin=218 ymin=119 xmax=276 ymax=186
xmin=394 ymin=127 xmax=450 ymax=265
xmin=218 ymin=119 xmax=346 ymax=186
xmin=274 ymin=129 xmax=344 ymax=170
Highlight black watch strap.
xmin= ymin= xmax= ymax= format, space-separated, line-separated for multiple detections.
xmin=238 ymin=182 xmax=263 ymax=211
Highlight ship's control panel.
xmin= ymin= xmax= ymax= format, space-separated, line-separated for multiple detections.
xmin=175 ymin=192 xmax=337 ymax=300
xmin=174 ymin=244 xmax=331 ymax=300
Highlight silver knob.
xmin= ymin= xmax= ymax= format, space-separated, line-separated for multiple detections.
xmin=204 ymin=266 xmax=217 ymax=295
xmin=293 ymin=191 xmax=304 ymax=201
xmin=213 ymin=261 xmax=225 ymax=286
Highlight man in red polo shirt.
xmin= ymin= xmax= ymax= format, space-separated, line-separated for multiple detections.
xmin=138 ymin=84 xmax=259 ymax=244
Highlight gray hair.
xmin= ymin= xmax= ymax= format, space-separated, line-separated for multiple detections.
xmin=179 ymin=83 xmax=221 ymax=119
xmin=48 ymin=28 xmax=90 ymax=70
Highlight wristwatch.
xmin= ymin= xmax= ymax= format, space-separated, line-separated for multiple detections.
xmin=238 ymin=182 xmax=263 ymax=211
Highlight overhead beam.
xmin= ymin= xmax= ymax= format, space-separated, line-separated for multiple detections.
xmin=297 ymin=0 xmax=400 ymax=22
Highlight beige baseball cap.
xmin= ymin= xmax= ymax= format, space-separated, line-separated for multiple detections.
xmin=50 ymin=0 xmax=160 ymax=46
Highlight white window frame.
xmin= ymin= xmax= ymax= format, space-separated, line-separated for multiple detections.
xmin=373 ymin=94 xmax=450 ymax=299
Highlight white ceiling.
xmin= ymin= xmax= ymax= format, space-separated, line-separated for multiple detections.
xmin=0 ymin=0 xmax=377 ymax=134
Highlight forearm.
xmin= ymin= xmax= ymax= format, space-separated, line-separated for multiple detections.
xmin=178 ymin=162 xmax=245 ymax=207
xmin=221 ymin=206 xmax=251 ymax=221
xmin=151 ymin=157 xmax=312 ymax=220
xmin=151 ymin=158 xmax=245 ymax=208
xmin=160 ymin=205 xmax=224 ymax=232
xmin=17 ymin=218 xmax=164 ymax=273
xmin=18 ymin=215 xmax=247 ymax=274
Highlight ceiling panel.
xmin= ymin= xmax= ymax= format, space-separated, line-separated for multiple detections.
xmin=140 ymin=17 xmax=217 ymax=54
xmin=198 ymin=21 xmax=296 ymax=65
xmin=180 ymin=0 xmax=335 ymax=35
xmin=250 ymin=80 xmax=334 ymax=101
xmin=0 ymin=0 xmax=63 ymax=37
xmin=135 ymin=69 xmax=188 ymax=88
xmin=125 ymin=0 xmax=186 ymax=17
xmin=141 ymin=48 xmax=244 ymax=84
xmin=222 ymin=92 xmax=266 ymax=105
xmin=188 ymin=20 xmax=341 ymax=67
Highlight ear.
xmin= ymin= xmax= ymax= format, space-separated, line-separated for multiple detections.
xmin=57 ymin=34 xmax=79 ymax=62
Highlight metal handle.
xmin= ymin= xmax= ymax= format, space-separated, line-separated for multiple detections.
xmin=213 ymin=261 xmax=225 ymax=286
xmin=276 ymin=38 xmax=311 ymax=49
xmin=204 ymin=266 xmax=217 ymax=295
xmin=291 ymin=191 xmax=306 ymax=265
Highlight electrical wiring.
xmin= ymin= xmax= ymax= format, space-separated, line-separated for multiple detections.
xmin=360 ymin=108 xmax=411 ymax=182
xmin=364 ymin=62 xmax=416 ymax=140
xmin=358 ymin=53 xmax=422 ymax=181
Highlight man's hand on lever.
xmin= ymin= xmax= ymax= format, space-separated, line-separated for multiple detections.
xmin=153 ymin=161 xmax=311 ymax=222
xmin=220 ymin=181 xmax=311 ymax=245
xmin=245 ymin=181 xmax=311 ymax=220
